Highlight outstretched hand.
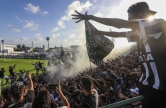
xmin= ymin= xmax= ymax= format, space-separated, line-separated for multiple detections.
xmin=72 ymin=10 xmax=90 ymax=23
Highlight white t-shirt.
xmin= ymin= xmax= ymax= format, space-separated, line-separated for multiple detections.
xmin=92 ymin=89 xmax=98 ymax=108
xmin=58 ymin=106 xmax=67 ymax=108
xmin=49 ymin=94 xmax=54 ymax=101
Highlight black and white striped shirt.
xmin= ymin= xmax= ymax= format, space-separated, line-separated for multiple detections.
xmin=126 ymin=18 xmax=166 ymax=91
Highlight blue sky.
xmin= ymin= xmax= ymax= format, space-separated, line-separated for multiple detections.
xmin=0 ymin=0 xmax=165 ymax=48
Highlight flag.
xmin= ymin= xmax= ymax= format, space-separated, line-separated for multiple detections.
xmin=110 ymin=28 xmax=115 ymax=43
xmin=85 ymin=21 xmax=114 ymax=66
xmin=60 ymin=45 xmax=65 ymax=59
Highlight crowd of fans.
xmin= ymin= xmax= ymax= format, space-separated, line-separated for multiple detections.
xmin=0 ymin=47 xmax=142 ymax=108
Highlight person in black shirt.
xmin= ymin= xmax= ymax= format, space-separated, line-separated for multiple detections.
xmin=79 ymin=76 xmax=96 ymax=108
xmin=8 ymin=73 xmax=34 ymax=108
xmin=9 ymin=64 xmax=16 ymax=84
xmin=0 ymin=68 xmax=9 ymax=84
xmin=1 ymin=88 xmax=13 ymax=108
xmin=38 ymin=61 xmax=44 ymax=70
xmin=9 ymin=64 xmax=16 ymax=77
xmin=72 ymin=1 xmax=166 ymax=108
xmin=106 ymin=89 xmax=115 ymax=104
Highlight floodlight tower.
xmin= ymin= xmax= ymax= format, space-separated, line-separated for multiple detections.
xmin=46 ymin=37 xmax=50 ymax=52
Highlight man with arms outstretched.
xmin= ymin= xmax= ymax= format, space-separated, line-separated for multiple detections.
xmin=72 ymin=2 xmax=166 ymax=108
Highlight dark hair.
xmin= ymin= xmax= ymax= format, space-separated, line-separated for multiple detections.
xmin=1 ymin=88 xmax=11 ymax=101
xmin=99 ymin=94 xmax=107 ymax=102
xmin=32 ymin=90 xmax=51 ymax=108
xmin=80 ymin=76 xmax=92 ymax=92
xmin=0 ymin=96 xmax=3 ymax=106
xmin=115 ymin=79 xmax=121 ymax=84
xmin=9 ymin=82 xmax=24 ymax=100
xmin=107 ymin=89 xmax=113 ymax=95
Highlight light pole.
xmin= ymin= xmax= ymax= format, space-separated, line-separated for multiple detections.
xmin=46 ymin=37 xmax=50 ymax=52
xmin=1 ymin=40 xmax=4 ymax=60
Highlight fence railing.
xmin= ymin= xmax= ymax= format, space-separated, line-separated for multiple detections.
xmin=100 ymin=95 xmax=144 ymax=108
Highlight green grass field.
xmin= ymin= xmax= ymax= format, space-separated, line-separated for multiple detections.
xmin=0 ymin=58 xmax=48 ymax=88
xmin=0 ymin=58 xmax=47 ymax=75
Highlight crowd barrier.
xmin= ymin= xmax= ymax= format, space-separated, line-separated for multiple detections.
xmin=100 ymin=96 xmax=144 ymax=108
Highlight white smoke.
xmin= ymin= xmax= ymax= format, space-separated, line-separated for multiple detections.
xmin=45 ymin=41 xmax=135 ymax=82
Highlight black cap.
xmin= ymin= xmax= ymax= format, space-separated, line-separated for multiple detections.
xmin=127 ymin=2 xmax=157 ymax=15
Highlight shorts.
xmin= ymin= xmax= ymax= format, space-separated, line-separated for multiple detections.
xmin=4 ymin=76 xmax=9 ymax=79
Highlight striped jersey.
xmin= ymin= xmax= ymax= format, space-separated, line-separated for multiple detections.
xmin=126 ymin=18 xmax=166 ymax=91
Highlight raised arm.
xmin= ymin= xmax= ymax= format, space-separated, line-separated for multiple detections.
xmin=27 ymin=73 xmax=34 ymax=91
xmin=13 ymin=64 xmax=17 ymax=69
xmin=92 ymin=30 xmax=127 ymax=38
xmin=72 ymin=10 xmax=140 ymax=29
xmin=57 ymin=81 xmax=70 ymax=108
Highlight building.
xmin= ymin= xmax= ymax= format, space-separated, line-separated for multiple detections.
xmin=0 ymin=44 xmax=16 ymax=55
xmin=33 ymin=45 xmax=47 ymax=53
xmin=21 ymin=47 xmax=33 ymax=53
xmin=0 ymin=44 xmax=26 ymax=56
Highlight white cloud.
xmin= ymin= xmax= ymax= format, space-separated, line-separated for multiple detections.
xmin=64 ymin=39 xmax=67 ymax=42
xmin=68 ymin=34 xmax=76 ymax=38
xmin=6 ymin=24 xmax=13 ymax=27
xmin=15 ymin=16 xmax=22 ymax=22
xmin=34 ymin=33 xmax=41 ymax=37
xmin=24 ymin=21 xmax=40 ymax=30
xmin=50 ymin=38 xmax=53 ymax=41
xmin=24 ymin=3 xmax=40 ymax=14
xmin=21 ymin=37 xmax=28 ymax=40
xmin=51 ymin=27 xmax=59 ymax=32
xmin=36 ymin=37 xmax=43 ymax=41
xmin=51 ymin=1 xmax=92 ymax=32
xmin=43 ymin=11 xmax=49 ymax=15
xmin=51 ymin=34 xmax=60 ymax=38
xmin=11 ymin=29 xmax=21 ymax=32
xmin=57 ymin=21 xmax=65 ymax=28
xmin=61 ymin=1 xmax=92 ymax=21
xmin=10 ymin=39 xmax=18 ymax=42
xmin=0 ymin=38 xmax=2 ymax=40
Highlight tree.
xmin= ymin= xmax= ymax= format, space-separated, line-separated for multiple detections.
xmin=16 ymin=44 xmax=21 ymax=50
xmin=22 ymin=44 xmax=26 ymax=49
xmin=33 ymin=49 xmax=37 ymax=52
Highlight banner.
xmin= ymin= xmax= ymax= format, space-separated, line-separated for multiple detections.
xmin=85 ymin=21 xmax=114 ymax=66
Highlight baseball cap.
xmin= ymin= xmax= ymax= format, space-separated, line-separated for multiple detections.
xmin=9 ymin=81 xmax=24 ymax=97
xmin=127 ymin=2 xmax=157 ymax=15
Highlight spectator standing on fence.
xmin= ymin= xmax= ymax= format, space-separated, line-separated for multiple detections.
xmin=0 ymin=68 xmax=9 ymax=84
xmin=31 ymin=61 xmax=39 ymax=75
xmin=38 ymin=61 xmax=44 ymax=70
xmin=9 ymin=64 xmax=16 ymax=84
